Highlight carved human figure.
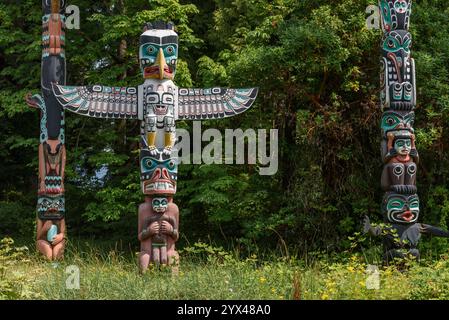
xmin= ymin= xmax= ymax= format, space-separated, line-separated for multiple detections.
xmin=381 ymin=129 xmax=419 ymax=192
xmin=385 ymin=133 xmax=418 ymax=163
xmin=138 ymin=197 xmax=179 ymax=272
xmin=364 ymin=191 xmax=449 ymax=264
xmin=36 ymin=218 xmax=66 ymax=261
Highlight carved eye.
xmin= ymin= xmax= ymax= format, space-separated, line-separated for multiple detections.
xmin=166 ymin=46 xmax=175 ymax=54
xmin=147 ymin=46 xmax=156 ymax=54
xmin=147 ymin=93 xmax=159 ymax=104
xmin=388 ymin=39 xmax=395 ymax=48
xmin=162 ymin=93 xmax=174 ymax=104
xmin=168 ymin=160 xmax=176 ymax=170
xmin=143 ymin=158 xmax=157 ymax=172
xmin=391 ymin=201 xmax=402 ymax=208
xmin=386 ymin=117 xmax=395 ymax=125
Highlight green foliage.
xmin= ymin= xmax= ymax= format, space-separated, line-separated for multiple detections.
xmin=0 ymin=237 xmax=38 ymax=299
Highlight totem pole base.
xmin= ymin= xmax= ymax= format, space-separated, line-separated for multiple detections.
xmin=138 ymin=197 xmax=179 ymax=275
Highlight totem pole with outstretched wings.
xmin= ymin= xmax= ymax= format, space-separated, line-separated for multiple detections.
xmin=52 ymin=21 xmax=258 ymax=272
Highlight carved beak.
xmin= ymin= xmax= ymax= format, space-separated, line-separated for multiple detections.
xmin=156 ymin=48 xmax=167 ymax=80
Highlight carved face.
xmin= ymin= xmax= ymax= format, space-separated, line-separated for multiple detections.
xmin=394 ymin=0 xmax=408 ymax=13
xmin=152 ymin=197 xmax=168 ymax=213
xmin=145 ymin=89 xmax=175 ymax=125
xmin=139 ymin=28 xmax=178 ymax=80
xmin=37 ymin=195 xmax=65 ymax=220
xmin=380 ymin=110 xmax=414 ymax=136
xmin=381 ymin=30 xmax=415 ymax=110
xmin=140 ymin=150 xmax=177 ymax=195
xmin=394 ymin=138 xmax=411 ymax=156
xmin=382 ymin=192 xmax=419 ymax=224
xmin=379 ymin=0 xmax=412 ymax=32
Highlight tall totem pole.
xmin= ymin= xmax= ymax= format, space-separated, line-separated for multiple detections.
xmin=364 ymin=0 xmax=449 ymax=263
xmin=51 ymin=21 xmax=258 ymax=272
xmin=26 ymin=0 xmax=67 ymax=260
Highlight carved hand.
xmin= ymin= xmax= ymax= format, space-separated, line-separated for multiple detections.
xmin=163 ymin=146 xmax=172 ymax=156
xmin=149 ymin=146 xmax=158 ymax=156
xmin=160 ymin=221 xmax=174 ymax=235
xmin=148 ymin=222 xmax=160 ymax=236
xmin=387 ymin=132 xmax=395 ymax=139
xmin=51 ymin=233 xmax=64 ymax=246
xmin=39 ymin=181 xmax=47 ymax=193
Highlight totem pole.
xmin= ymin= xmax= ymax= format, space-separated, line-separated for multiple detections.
xmin=51 ymin=21 xmax=258 ymax=272
xmin=26 ymin=0 xmax=67 ymax=260
xmin=364 ymin=0 xmax=449 ymax=264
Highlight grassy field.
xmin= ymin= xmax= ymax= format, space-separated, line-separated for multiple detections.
xmin=1 ymin=237 xmax=449 ymax=300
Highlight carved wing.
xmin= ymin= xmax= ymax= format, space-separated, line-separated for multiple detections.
xmin=52 ymin=84 xmax=142 ymax=119
xmin=177 ymin=87 xmax=258 ymax=120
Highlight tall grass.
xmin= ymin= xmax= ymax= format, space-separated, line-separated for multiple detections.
xmin=1 ymin=237 xmax=449 ymax=300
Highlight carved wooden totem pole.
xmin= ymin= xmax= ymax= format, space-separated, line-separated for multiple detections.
xmin=26 ymin=0 xmax=67 ymax=260
xmin=364 ymin=0 xmax=449 ymax=263
xmin=51 ymin=21 xmax=258 ymax=272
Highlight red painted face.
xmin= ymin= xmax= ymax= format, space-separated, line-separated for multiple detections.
xmin=140 ymin=150 xmax=177 ymax=195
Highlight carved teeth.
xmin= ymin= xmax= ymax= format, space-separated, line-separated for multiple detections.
xmin=145 ymin=182 xmax=175 ymax=191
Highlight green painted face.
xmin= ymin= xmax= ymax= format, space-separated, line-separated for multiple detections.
xmin=152 ymin=197 xmax=168 ymax=213
xmin=394 ymin=0 xmax=408 ymax=14
xmin=384 ymin=193 xmax=419 ymax=224
xmin=394 ymin=138 xmax=412 ymax=156
xmin=139 ymin=29 xmax=179 ymax=79
xmin=380 ymin=111 xmax=414 ymax=136
xmin=140 ymin=43 xmax=177 ymax=66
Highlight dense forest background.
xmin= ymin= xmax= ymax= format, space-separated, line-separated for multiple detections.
xmin=1 ymin=0 xmax=448 ymax=255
